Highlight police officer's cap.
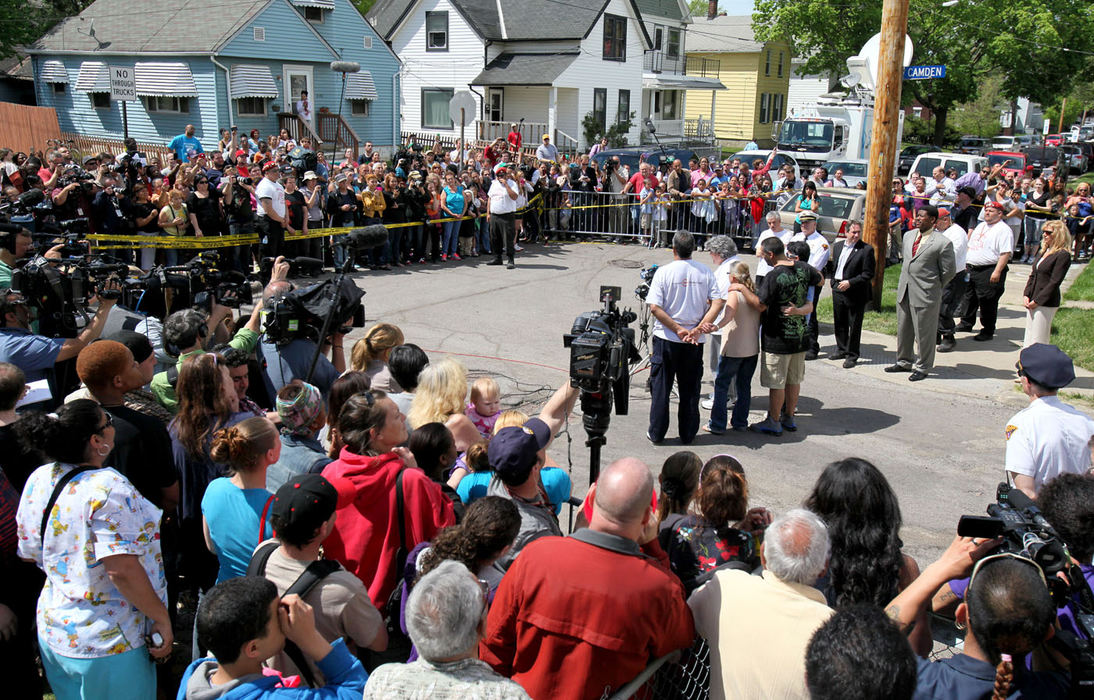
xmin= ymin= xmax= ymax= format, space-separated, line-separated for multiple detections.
xmin=1017 ymin=343 xmax=1075 ymax=389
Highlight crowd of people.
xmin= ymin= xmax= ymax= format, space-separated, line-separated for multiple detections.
xmin=0 ymin=125 xmax=1092 ymax=700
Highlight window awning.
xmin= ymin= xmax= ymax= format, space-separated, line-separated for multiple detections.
xmin=344 ymin=71 xmax=377 ymax=100
xmin=642 ymin=74 xmax=726 ymax=91
xmin=74 ymin=61 xmax=110 ymax=92
xmin=135 ymin=62 xmax=199 ymax=97
xmin=39 ymin=60 xmax=69 ymax=84
xmin=229 ymin=64 xmax=279 ymax=99
xmin=291 ymin=0 xmax=334 ymax=8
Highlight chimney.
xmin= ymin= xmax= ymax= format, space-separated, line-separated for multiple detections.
xmin=708 ymin=0 xmax=718 ymax=20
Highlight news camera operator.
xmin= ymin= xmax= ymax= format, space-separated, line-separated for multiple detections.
xmin=255 ymin=267 xmax=345 ymax=402
xmin=50 ymin=162 xmax=96 ymax=231
xmin=150 ymin=281 xmax=269 ymax=413
xmin=0 ymin=277 xmax=120 ymax=410
xmin=0 ymin=223 xmax=32 ymax=289
xmin=222 ymin=164 xmax=257 ymax=272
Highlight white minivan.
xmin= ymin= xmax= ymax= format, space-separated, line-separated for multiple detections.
xmin=909 ymin=152 xmax=988 ymax=179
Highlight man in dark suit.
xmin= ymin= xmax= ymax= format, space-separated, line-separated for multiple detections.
xmin=886 ymin=205 xmax=957 ymax=381
xmin=826 ymin=221 xmax=875 ymax=368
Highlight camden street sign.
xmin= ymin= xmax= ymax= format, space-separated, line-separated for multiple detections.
xmin=903 ymin=65 xmax=946 ymax=80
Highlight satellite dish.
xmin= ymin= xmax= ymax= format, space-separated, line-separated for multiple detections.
xmin=845 ymin=32 xmax=914 ymax=92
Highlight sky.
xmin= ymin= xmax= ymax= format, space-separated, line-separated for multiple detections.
xmin=719 ymin=0 xmax=755 ymax=15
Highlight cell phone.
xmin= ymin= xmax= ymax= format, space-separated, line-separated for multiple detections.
xmin=146 ymin=631 xmax=164 ymax=647
xmin=957 ymin=515 xmax=1004 ymax=539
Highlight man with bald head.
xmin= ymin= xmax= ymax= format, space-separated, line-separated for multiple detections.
xmin=482 ymin=458 xmax=695 ymax=700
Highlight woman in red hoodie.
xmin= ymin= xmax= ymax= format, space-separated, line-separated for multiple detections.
xmin=322 ymin=391 xmax=455 ymax=609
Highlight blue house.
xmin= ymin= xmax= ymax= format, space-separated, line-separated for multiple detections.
xmin=27 ymin=0 xmax=400 ymax=155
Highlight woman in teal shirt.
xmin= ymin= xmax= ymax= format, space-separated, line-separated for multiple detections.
xmin=441 ymin=172 xmax=467 ymax=261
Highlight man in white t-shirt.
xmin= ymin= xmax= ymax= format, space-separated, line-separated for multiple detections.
xmin=934 ymin=208 xmax=968 ymax=352
xmin=646 ymin=230 xmax=723 ymax=445
xmin=756 ymin=211 xmax=793 ymax=283
xmin=957 ymin=201 xmax=1013 ymax=341
xmin=702 ymin=236 xmax=740 ymax=412
xmin=255 ymin=161 xmax=289 ymax=257
xmin=1005 ymin=344 xmax=1094 ymax=499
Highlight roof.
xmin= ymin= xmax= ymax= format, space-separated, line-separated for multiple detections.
xmin=1 ymin=55 xmax=35 ymax=81
xmin=29 ymin=0 xmax=271 ymax=54
xmin=634 ymin=0 xmax=685 ymax=21
xmin=369 ymin=0 xmax=648 ymax=43
xmin=470 ymin=52 xmax=580 ymax=86
xmin=686 ymin=15 xmax=766 ymax=53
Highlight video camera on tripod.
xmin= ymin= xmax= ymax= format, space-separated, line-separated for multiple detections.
xmin=959 ymin=482 xmax=1094 ymax=691
xmin=562 ymin=285 xmax=639 ymax=482
xmin=10 ymin=252 xmax=128 ymax=337
xmin=264 ymin=276 xmax=365 ymax=347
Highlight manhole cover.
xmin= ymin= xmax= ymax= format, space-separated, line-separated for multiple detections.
xmin=610 ymin=259 xmax=645 ymax=269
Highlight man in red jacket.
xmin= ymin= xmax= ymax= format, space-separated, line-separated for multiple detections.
xmin=481 ymin=457 xmax=695 ymax=700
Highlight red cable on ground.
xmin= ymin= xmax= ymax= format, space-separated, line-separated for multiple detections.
xmin=422 ymin=348 xmax=569 ymax=375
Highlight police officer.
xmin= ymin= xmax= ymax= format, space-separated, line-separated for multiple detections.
xmin=1005 ymin=343 xmax=1094 ymax=499
xmin=790 ymin=211 xmax=830 ymax=360
xmin=646 ymin=230 xmax=723 ymax=445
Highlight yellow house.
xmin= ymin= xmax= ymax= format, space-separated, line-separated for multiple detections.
xmin=684 ymin=15 xmax=790 ymax=147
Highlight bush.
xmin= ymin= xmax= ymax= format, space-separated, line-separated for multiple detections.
xmin=903 ymin=116 xmax=960 ymax=147
xmin=582 ymin=111 xmax=635 ymax=149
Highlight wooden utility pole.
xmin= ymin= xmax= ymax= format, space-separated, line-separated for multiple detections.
xmin=863 ymin=0 xmax=911 ymax=309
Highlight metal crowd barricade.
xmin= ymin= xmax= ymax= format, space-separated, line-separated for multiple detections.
xmin=607 ymin=636 xmax=711 ymax=700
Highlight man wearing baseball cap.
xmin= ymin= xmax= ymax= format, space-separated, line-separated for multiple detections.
xmin=252 ymin=473 xmax=388 ymax=682
xmin=933 ymin=207 xmax=969 ymax=352
xmin=956 ymin=200 xmax=1013 ymax=341
xmin=1006 ymin=344 xmax=1094 ymax=499
xmin=487 ymin=163 xmax=519 ymax=269
xmin=256 ymin=160 xmax=288 ymax=258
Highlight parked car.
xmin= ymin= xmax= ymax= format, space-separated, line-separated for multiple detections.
xmin=899 ymin=144 xmax=935 ymax=175
xmin=1023 ymin=146 xmax=1061 ymax=178
xmin=823 ymin=159 xmax=872 ymax=187
xmin=778 ymin=187 xmax=865 ymax=242
xmin=985 ymin=151 xmax=1027 ymax=179
xmin=1073 ymin=142 xmax=1094 ymax=172
xmin=1059 ymin=144 xmax=1088 ymax=174
xmin=956 ymin=137 xmax=989 ymax=156
xmin=1045 ymin=134 xmax=1064 ymax=147
xmin=909 ymin=152 xmax=988 ymax=180
xmin=729 ymin=150 xmax=802 ymax=183
xmin=590 ymin=147 xmax=698 ymax=175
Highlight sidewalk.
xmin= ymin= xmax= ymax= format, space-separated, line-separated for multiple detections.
xmin=813 ymin=260 xmax=1094 ymax=405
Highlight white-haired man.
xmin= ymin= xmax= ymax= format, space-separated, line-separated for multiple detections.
xmin=689 ymin=508 xmax=833 ymax=699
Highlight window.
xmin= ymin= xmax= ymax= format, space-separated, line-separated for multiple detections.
xmin=912 ymin=105 xmax=923 ymax=118
xmin=351 ymin=100 xmax=370 ymax=116
xmin=426 ymin=11 xmax=448 ymax=51
xmin=617 ymin=90 xmax=630 ymax=126
xmin=765 ymin=50 xmax=771 ymax=76
xmin=603 ymin=14 xmax=626 ymax=61
xmin=654 ymin=26 xmax=663 ymax=51
xmin=661 ymin=90 xmax=678 ymax=120
xmin=759 ymin=93 xmax=770 ymax=124
xmin=143 ymin=95 xmax=190 ymax=113
xmin=666 ymin=28 xmax=681 ymax=59
xmin=90 ymin=92 xmax=110 ymax=109
xmin=52 ymin=82 xmax=66 ymax=94
xmin=593 ymin=88 xmax=607 ymax=133
xmin=236 ymin=97 xmax=266 ymax=116
xmin=773 ymin=94 xmax=784 ymax=122
xmin=303 ymin=6 xmax=323 ymax=22
xmin=253 ymin=27 xmax=266 ymax=41
xmin=778 ymin=52 xmax=784 ymax=77
xmin=422 ymin=88 xmax=453 ymax=129
xmin=487 ymin=88 xmax=503 ymax=122
xmin=363 ymin=36 xmax=373 ymax=49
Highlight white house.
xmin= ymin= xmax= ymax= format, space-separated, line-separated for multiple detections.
xmin=367 ymin=0 xmax=721 ymax=150
xmin=787 ymin=57 xmax=834 ymax=115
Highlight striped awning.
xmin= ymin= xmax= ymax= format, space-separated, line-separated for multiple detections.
xmin=74 ymin=61 xmax=110 ymax=92
xmin=345 ymin=71 xmax=377 ymax=100
xmin=291 ymin=0 xmax=335 ymax=8
xmin=39 ymin=59 xmax=69 ymax=84
xmin=134 ymin=62 xmax=198 ymax=97
xmin=229 ymin=64 xmax=279 ymax=99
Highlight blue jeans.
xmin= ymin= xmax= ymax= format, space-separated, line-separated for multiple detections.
xmin=709 ymin=354 xmax=758 ymax=431
xmin=332 ymin=233 xmax=349 ymax=269
xmin=476 ymin=220 xmax=491 ymax=254
xmin=442 ymin=220 xmax=460 ymax=256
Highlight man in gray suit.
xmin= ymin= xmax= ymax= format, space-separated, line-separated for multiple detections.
xmin=885 ymin=205 xmax=956 ymax=381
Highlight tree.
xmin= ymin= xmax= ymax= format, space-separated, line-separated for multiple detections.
xmin=950 ymin=75 xmax=1003 ymax=139
xmin=582 ymin=111 xmax=636 ymax=148
xmin=0 ymin=0 xmax=95 ymax=61
xmin=752 ymin=0 xmax=1094 ymax=143
xmin=688 ymin=0 xmax=719 ymax=17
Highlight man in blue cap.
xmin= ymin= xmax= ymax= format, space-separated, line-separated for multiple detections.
xmin=1006 ymin=343 xmax=1094 ymax=499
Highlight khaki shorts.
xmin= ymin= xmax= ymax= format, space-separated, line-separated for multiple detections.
xmin=761 ymin=351 xmax=806 ymax=389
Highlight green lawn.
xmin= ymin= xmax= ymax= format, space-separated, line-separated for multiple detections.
xmin=1068 ymin=172 xmax=1094 ymax=189
xmin=1064 ymin=261 xmax=1094 ymax=302
xmin=1051 ymin=307 xmax=1094 ymax=372
xmin=817 ymin=264 xmax=901 ymax=336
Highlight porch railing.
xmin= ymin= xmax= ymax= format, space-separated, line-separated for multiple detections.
xmin=685 ymin=56 xmax=721 ymax=78
xmin=476 ymin=120 xmax=549 ymax=144
xmin=59 ymin=131 xmax=174 ymax=164
xmin=317 ymin=112 xmax=359 ymax=161
xmin=643 ymin=50 xmax=686 ymax=75
xmin=277 ymin=113 xmax=323 ymax=149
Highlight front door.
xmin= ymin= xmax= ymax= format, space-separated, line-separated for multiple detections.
xmin=283 ymin=65 xmax=314 ymax=126
xmin=488 ymin=88 xmax=503 ymax=123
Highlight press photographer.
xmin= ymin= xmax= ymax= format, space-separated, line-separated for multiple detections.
xmin=0 ymin=223 xmax=32 ymax=289
xmin=0 ymin=277 xmax=119 ymax=410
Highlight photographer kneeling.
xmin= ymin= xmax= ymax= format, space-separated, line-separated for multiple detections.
xmin=0 ymin=279 xmax=118 ymax=410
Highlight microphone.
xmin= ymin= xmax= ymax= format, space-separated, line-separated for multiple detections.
xmin=346 ymin=224 xmax=389 ymax=249
xmin=330 ymin=61 xmax=361 ymax=74
xmin=998 ymin=482 xmax=1055 ymax=534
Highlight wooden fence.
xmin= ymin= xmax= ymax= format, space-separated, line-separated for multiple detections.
xmin=60 ymin=132 xmax=174 ymax=164
xmin=0 ymin=103 xmax=61 ymax=155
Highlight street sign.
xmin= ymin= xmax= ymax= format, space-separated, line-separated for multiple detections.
xmin=903 ymin=65 xmax=946 ymax=80
xmin=448 ymin=91 xmax=477 ymax=125
xmin=1043 ymin=120 xmax=1051 ymax=136
xmin=109 ymin=66 xmax=137 ymax=101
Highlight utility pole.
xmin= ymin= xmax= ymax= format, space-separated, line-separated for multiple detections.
xmin=862 ymin=0 xmax=911 ymax=309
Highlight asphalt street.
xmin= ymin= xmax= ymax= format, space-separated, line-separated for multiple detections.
xmin=336 ymin=241 xmax=1029 ymax=567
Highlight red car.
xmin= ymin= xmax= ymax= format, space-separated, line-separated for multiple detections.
xmin=986 ymin=151 xmax=1027 ymax=178
xmin=1045 ymin=134 xmax=1064 ymax=147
